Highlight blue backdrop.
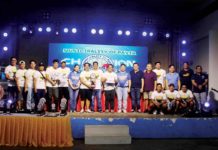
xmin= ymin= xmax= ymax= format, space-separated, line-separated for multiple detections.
xmin=48 ymin=43 xmax=148 ymax=71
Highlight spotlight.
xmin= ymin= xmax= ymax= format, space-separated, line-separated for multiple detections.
xmin=125 ymin=30 xmax=130 ymax=36
xmin=29 ymin=30 xmax=33 ymax=34
xmin=6 ymin=99 xmax=13 ymax=114
xmin=182 ymin=40 xmax=186 ymax=45
xmin=22 ymin=26 xmax=27 ymax=31
xmin=64 ymin=28 xmax=69 ymax=33
xmin=99 ymin=29 xmax=104 ymax=35
xmin=3 ymin=46 xmax=8 ymax=51
xmin=60 ymin=98 xmax=67 ymax=116
xmin=72 ymin=28 xmax=77 ymax=33
xmin=46 ymin=27 xmax=51 ymax=32
xmin=182 ymin=52 xmax=186 ymax=57
xmin=149 ymin=32 xmax=154 ymax=37
xmin=3 ymin=32 xmax=8 ymax=37
xmin=91 ymin=28 xmax=96 ymax=34
xmin=204 ymin=102 xmax=210 ymax=108
xmin=165 ymin=33 xmax=170 ymax=38
xmin=142 ymin=31 xmax=147 ymax=37
xmin=38 ymin=27 xmax=43 ymax=32
xmin=55 ymin=31 xmax=59 ymax=35
xmin=117 ymin=30 xmax=123 ymax=35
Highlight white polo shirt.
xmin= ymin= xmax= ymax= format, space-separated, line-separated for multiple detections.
xmin=58 ymin=67 xmax=71 ymax=87
xmin=15 ymin=69 xmax=27 ymax=87
xmin=4 ymin=65 xmax=17 ymax=87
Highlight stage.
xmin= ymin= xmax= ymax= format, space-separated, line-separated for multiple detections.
xmin=1 ymin=112 xmax=218 ymax=147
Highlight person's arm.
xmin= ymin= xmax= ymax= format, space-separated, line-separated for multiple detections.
xmin=178 ymin=79 xmax=181 ymax=90
xmin=202 ymin=79 xmax=208 ymax=87
xmin=15 ymin=73 xmax=20 ymax=92
xmin=154 ymin=81 xmax=157 ymax=91
xmin=141 ymin=78 xmax=144 ymax=93
xmin=192 ymin=79 xmax=198 ymax=88
xmin=80 ymin=76 xmax=91 ymax=89
xmin=165 ymin=79 xmax=169 ymax=90
xmin=33 ymin=77 xmax=37 ymax=93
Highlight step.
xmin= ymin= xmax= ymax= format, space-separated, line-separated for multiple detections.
xmin=85 ymin=125 xmax=130 ymax=136
xmin=85 ymin=125 xmax=131 ymax=144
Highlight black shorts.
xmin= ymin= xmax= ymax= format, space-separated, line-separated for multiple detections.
xmin=80 ymin=89 xmax=92 ymax=101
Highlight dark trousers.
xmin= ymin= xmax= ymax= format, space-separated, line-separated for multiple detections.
xmin=105 ymin=90 xmax=115 ymax=110
xmin=131 ymin=88 xmax=141 ymax=110
xmin=35 ymin=89 xmax=46 ymax=111
xmin=46 ymin=87 xmax=59 ymax=112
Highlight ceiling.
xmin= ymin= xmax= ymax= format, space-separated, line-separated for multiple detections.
xmin=0 ymin=0 xmax=217 ymax=27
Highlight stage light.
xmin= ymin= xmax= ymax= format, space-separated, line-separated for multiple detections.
xmin=6 ymin=99 xmax=13 ymax=114
xmin=182 ymin=40 xmax=186 ymax=45
xmin=99 ymin=29 xmax=104 ymax=35
xmin=55 ymin=31 xmax=59 ymax=35
xmin=22 ymin=26 xmax=27 ymax=31
xmin=142 ymin=31 xmax=147 ymax=37
xmin=204 ymin=102 xmax=210 ymax=108
xmin=165 ymin=33 xmax=170 ymax=38
xmin=182 ymin=52 xmax=186 ymax=57
xmin=149 ymin=32 xmax=154 ymax=37
xmin=64 ymin=28 xmax=69 ymax=33
xmin=125 ymin=30 xmax=131 ymax=36
xmin=3 ymin=46 xmax=8 ymax=51
xmin=60 ymin=98 xmax=67 ymax=116
xmin=3 ymin=32 xmax=8 ymax=37
xmin=38 ymin=27 xmax=43 ymax=32
xmin=91 ymin=28 xmax=96 ymax=34
xmin=72 ymin=28 xmax=77 ymax=33
xmin=29 ymin=30 xmax=33 ymax=34
xmin=46 ymin=27 xmax=51 ymax=32
xmin=117 ymin=30 xmax=123 ymax=35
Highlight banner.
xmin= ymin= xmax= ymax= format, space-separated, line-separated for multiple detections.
xmin=48 ymin=43 xmax=148 ymax=71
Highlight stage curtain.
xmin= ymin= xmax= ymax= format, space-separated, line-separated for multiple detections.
xmin=0 ymin=115 xmax=73 ymax=147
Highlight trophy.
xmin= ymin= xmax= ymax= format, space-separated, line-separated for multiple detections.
xmin=90 ymin=73 xmax=96 ymax=88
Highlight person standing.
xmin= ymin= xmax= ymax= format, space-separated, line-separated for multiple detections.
xmin=143 ymin=63 xmax=157 ymax=112
xmin=45 ymin=59 xmax=60 ymax=112
xmin=153 ymin=62 xmax=166 ymax=89
xmin=179 ymin=62 xmax=194 ymax=90
xmin=166 ymin=64 xmax=181 ymax=90
xmin=79 ymin=63 xmax=93 ymax=113
xmin=4 ymin=57 xmax=18 ymax=104
xmin=191 ymin=65 xmax=208 ymax=112
xmin=116 ymin=64 xmax=130 ymax=113
xmin=33 ymin=62 xmax=47 ymax=112
xmin=129 ymin=63 xmax=144 ymax=112
xmin=15 ymin=61 xmax=27 ymax=111
xmin=102 ymin=64 xmax=117 ymax=113
xmin=25 ymin=60 xmax=37 ymax=112
xmin=91 ymin=61 xmax=104 ymax=112
xmin=68 ymin=64 xmax=80 ymax=112
xmin=58 ymin=61 xmax=71 ymax=106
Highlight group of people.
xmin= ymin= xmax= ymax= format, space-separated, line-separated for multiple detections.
xmin=2 ymin=56 xmax=208 ymax=115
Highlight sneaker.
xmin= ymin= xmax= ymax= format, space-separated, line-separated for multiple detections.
xmin=105 ymin=109 xmax=109 ymax=113
xmin=131 ymin=109 xmax=134 ymax=112
xmin=111 ymin=110 xmax=114 ymax=113
xmin=137 ymin=109 xmax=141 ymax=113
xmin=117 ymin=109 xmax=122 ymax=113
xmin=123 ymin=110 xmax=127 ymax=113
xmin=153 ymin=110 xmax=157 ymax=115
xmin=80 ymin=109 xmax=84 ymax=113
xmin=86 ymin=109 xmax=92 ymax=113
xmin=160 ymin=111 xmax=164 ymax=115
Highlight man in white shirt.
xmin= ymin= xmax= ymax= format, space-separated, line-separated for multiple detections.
xmin=102 ymin=64 xmax=117 ymax=113
xmin=79 ymin=63 xmax=93 ymax=113
xmin=179 ymin=84 xmax=195 ymax=113
xmin=15 ymin=60 xmax=27 ymax=111
xmin=46 ymin=59 xmax=60 ymax=112
xmin=58 ymin=61 xmax=71 ymax=110
xmin=165 ymin=84 xmax=180 ymax=114
xmin=25 ymin=60 xmax=37 ymax=112
xmin=153 ymin=62 xmax=166 ymax=89
xmin=4 ymin=57 xmax=18 ymax=104
xmin=150 ymin=83 xmax=167 ymax=115
xmin=33 ymin=62 xmax=47 ymax=111
xmin=90 ymin=61 xmax=104 ymax=112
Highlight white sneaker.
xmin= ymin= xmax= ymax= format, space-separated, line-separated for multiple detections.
xmin=111 ymin=110 xmax=114 ymax=113
xmin=105 ymin=109 xmax=109 ymax=113
xmin=118 ymin=109 xmax=122 ymax=113
xmin=138 ymin=109 xmax=141 ymax=113
xmin=153 ymin=110 xmax=157 ymax=115
xmin=123 ymin=110 xmax=127 ymax=113
xmin=80 ymin=109 xmax=84 ymax=113
xmin=160 ymin=111 xmax=164 ymax=115
xmin=86 ymin=109 xmax=92 ymax=113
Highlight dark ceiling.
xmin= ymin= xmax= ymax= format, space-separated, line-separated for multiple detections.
xmin=0 ymin=0 xmax=217 ymax=27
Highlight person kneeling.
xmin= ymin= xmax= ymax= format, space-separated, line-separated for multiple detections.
xmin=165 ymin=84 xmax=180 ymax=114
xmin=150 ymin=83 xmax=167 ymax=115
xmin=178 ymin=84 xmax=195 ymax=113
